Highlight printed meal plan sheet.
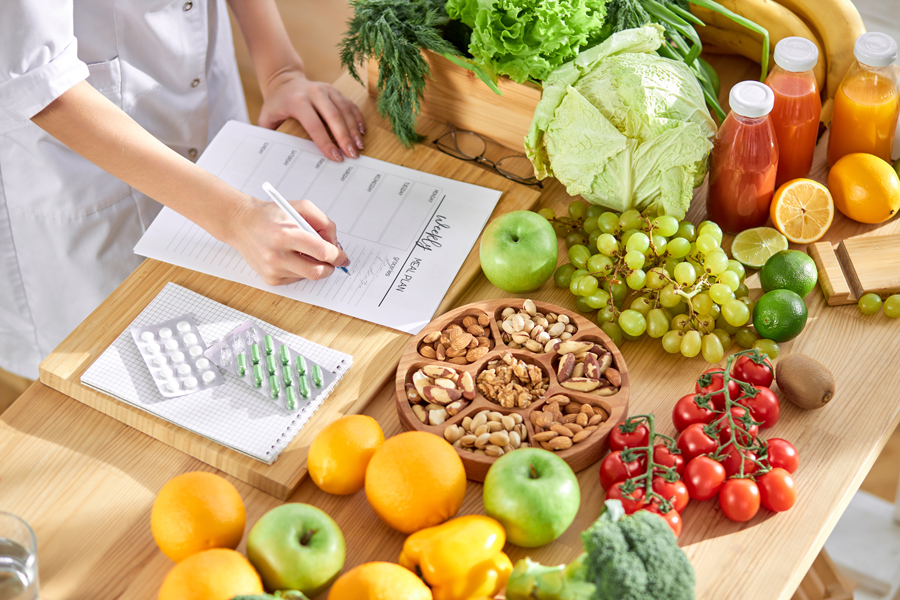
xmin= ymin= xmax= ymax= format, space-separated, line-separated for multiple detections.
xmin=134 ymin=121 xmax=503 ymax=334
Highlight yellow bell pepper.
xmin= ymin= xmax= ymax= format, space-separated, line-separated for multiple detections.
xmin=399 ymin=515 xmax=513 ymax=600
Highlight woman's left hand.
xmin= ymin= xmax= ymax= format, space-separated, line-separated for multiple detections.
xmin=258 ymin=69 xmax=366 ymax=162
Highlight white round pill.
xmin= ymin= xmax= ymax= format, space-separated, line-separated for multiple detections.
xmin=164 ymin=339 xmax=179 ymax=351
xmin=177 ymin=364 xmax=192 ymax=376
xmin=183 ymin=377 xmax=199 ymax=389
xmin=152 ymin=355 xmax=167 ymax=367
xmin=171 ymin=351 xmax=186 ymax=364
xmin=159 ymin=327 xmax=173 ymax=339
xmin=195 ymin=358 xmax=210 ymax=370
xmin=145 ymin=342 xmax=161 ymax=354
xmin=188 ymin=345 xmax=203 ymax=358
xmin=182 ymin=333 xmax=198 ymax=345
xmin=177 ymin=321 xmax=191 ymax=333
xmin=165 ymin=379 xmax=180 ymax=392
xmin=202 ymin=371 xmax=216 ymax=383
xmin=158 ymin=366 xmax=174 ymax=379
xmin=140 ymin=331 xmax=155 ymax=342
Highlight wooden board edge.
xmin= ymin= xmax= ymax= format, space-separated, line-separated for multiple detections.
xmin=808 ymin=242 xmax=854 ymax=306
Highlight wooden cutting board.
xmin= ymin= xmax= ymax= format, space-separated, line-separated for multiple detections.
xmin=37 ymin=123 xmax=541 ymax=499
xmin=809 ymin=234 xmax=900 ymax=305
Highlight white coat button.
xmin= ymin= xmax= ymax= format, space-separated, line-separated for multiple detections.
xmin=183 ymin=1 xmax=193 ymax=10
xmin=191 ymin=78 xmax=200 ymax=88
xmin=188 ymin=148 xmax=198 ymax=159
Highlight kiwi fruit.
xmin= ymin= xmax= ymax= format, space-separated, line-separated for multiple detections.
xmin=775 ymin=354 xmax=835 ymax=410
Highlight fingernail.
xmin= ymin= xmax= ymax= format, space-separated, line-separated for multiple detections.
xmin=331 ymin=149 xmax=343 ymax=162
xmin=336 ymin=240 xmax=344 ymax=251
xmin=355 ymin=136 xmax=365 ymax=150
xmin=346 ymin=144 xmax=359 ymax=159
xmin=341 ymin=258 xmax=351 ymax=268
xmin=358 ymin=123 xmax=366 ymax=135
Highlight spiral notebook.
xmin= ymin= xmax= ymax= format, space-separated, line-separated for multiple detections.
xmin=80 ymin=283 xmax=352 ymax=463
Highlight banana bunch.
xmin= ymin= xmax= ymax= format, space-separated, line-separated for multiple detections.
xmin=689 ymin=0 xmax=867 ymax=124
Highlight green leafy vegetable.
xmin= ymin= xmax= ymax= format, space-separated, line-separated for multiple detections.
xmin=526 ymin=26 xmax=715 ymax=219
xmin=339 ymin=0 xmax=463 ymax=146
xmin=446 ymin=0 xmax=613 ymax=83
xmin=506 ymin=500 xmax=695 ymax=600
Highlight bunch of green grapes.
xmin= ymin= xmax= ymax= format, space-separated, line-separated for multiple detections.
xmin=539 ymin=201 xmax=754 ymax=363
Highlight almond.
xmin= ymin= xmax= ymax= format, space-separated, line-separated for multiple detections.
xmin=588 ymin=414 xmax=606 ymax=426
xmin=551 ymin=423 xmax=574 ymax=437
xmin=467 ymin=346 xmax=488 ymax=362
xmin=467 ymin=324 xmax=486 ymax=337
xmin=451 ymin=333 xmax=474 ymax=351
xmin=436 ymin=344 xmax=447 ymax=361
xmin=572 ymin=429 xmax=594 ymax=443
xmin=478 ymin=313 xmax=491 ymax=327
xmin=447 ymin=357 xmax=469 ymax=366
xmin=423 ymin=331 xmax=442 ymax=344
xmin=576 ymin=412 xmax=589 ymax=427
xmin=477 ymin=336 xmax=492 ymax=347
xmin=445 ymin=346 xmax=467 ymax=358
xmin=546 ymin=394 xmax=570 ymax=406
xmin=419 ymin=345 xmax=437 ymax=359
xmin=580 ymin=403 xmax=594 ymax=415
xmin=548 ymin=436 xmax=573 ymax=450
xmin=463 ymin=316 xmax=478 ymax=329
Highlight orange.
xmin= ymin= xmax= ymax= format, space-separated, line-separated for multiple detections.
xmin=308 ymin=415 xmax=385 ymax=495
xmin=327 ymin=561 xmax=432 ymax=600
xmin=158 ymin=548 xmax=263 ymax=600
xmin=151 ymin=472 xmax=246 ymax=562
xmin=365 ymin=431 xmax=466 ymax=534
xmin=827 ymin=153 xmax=900 ymax=224
xmin=769 ymin=178 xmax=834 ymax=243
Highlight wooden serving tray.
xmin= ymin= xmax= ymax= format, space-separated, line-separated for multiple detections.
xmin=808 ymin=234 xmax=900 ymax=305
xmin=394 ymin=299 xmax=630 ymax=481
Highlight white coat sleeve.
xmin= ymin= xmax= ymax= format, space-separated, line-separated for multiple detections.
xmin=0 ymin=0 xmax=89 ymax=133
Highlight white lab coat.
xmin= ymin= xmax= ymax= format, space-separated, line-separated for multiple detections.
xmin=0 ymin=0 xmax=248 ymax=378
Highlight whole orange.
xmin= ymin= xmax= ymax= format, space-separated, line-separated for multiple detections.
xmin=151 ymin=471 xmax=246 ymax=562
xmin=158 ymin=548 xmax=263 ymax=600
xmin=827 ymin=153 xmax=900 ymax=223
xmin=365 ymin=431 xmax=466 ymax=534
xmin=308 ymin=415 xmax=385 ymax=495
xmin=327 ymin=561 xmax=432 ymax=600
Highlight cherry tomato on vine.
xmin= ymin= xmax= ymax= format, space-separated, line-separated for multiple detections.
xmin=599 ymin=450 xmax=645 ymax=490
xmin=606 ymin=481 xmax=647 ymax=514
xmin=739 ymin=386 xmax=780 ymax=429
xmin=652 ymin=444 xmax=684 ymax=476
xmin=672 ymin=393 xmax=717 ymax=432
xmin=652 ymin=476 xmax=690 ymax=512
xmin=719 ymin=478 xmax=761 ymax=522
xmin=683 ymin=456 xmax=726 ymax=501
xmin=757 ymin=467 xmax=797 ymax=512
xmin=715 ymin=406 xmax=759 ymax=445
xmin=720 ymin=444 xmax=759 ymax=478
xmin=766 ymin=438 xmax=800 ymax=473
xmin=677 ymin=423 xmax=719 ymax=463
xmin=695 ymin=368 xmax=741 ymax=410
xmin=609 ymin=423 xmax=651 ymax=451
xmin=731 ymin=355 xmax=774 ymax=388
xmin=644 ymin=505 xmax=683 ymax=537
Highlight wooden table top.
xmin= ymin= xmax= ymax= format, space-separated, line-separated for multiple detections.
xmin=2 ymin=61 xmax=900 ymax=600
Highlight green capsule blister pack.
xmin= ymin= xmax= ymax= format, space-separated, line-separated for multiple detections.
xmin=204 ymin=320 xmax=337 ymax=412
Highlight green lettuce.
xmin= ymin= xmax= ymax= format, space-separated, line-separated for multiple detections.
xmin=446 ymin=0 xmax=612 ymax=83
xmin=526 ymin=25 xmax=716 ymax=218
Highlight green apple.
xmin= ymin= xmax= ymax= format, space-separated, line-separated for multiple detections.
xmin=483 ymin=448 xmax=580 ymax=547
xmin=247 ymin=503 xmax=345 ymax=597
xmin=479 ymin=210 xmax=558 ymax=293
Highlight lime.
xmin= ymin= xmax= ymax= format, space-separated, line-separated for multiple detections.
xmin=759 ymin=250 xmax=818 ymax=298
xmin=730 ymin=227 xmax=789 ymax=269
xmin=752 ymin=289 xmax=808 ymax=342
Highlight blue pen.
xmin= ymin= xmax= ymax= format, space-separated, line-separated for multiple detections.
xmin=262 ymin=181 xmax=349 ymax=274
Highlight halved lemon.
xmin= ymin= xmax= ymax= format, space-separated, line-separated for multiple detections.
xmin=770 ymin=178 xmax=834 ymax=243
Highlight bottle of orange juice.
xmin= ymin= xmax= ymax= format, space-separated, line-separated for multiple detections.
xmin=766 ymin=37 xmax=821 ymax=188
xmin=827 ymin=32 xmax=899 ymax=167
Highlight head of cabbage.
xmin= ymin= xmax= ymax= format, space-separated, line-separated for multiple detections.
xmin=525 ymin=26 xmax=716 ymax=219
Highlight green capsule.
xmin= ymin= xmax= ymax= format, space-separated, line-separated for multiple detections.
xmin=266 ymin=354 xmax=277 ymax=376
xmin=250 ymin=344 xmax=261 ymax=365
xmin=252 ymin=364 xmax=264 ymax=388
xmin=282 ymin=366 xmax=293 ymax=387
xmin=269 ymin=375 xmax=280 ymax=399
xmin=279 ymin=344 xmax=290 ymax=366
xmin=295 ymin=355 xmax=307 ymax=376
xmin=264 ymin=335 xmax=275 ymax=355
xmin=312 ymin=364 xmax=323 ymax=387
xmin=237 ymin=353 xmax=247 ymax=377
xmin=286 ymin=387 xmax=297 ymax=410
xmin=298 ymin=375 xmax=310 ymax=399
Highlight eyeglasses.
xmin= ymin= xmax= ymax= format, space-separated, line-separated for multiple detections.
xmin=433 ymin=126 xmax=542 ymax=188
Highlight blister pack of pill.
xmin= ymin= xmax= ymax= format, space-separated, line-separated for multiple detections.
xmin=130 ymin=314 xmax=225 ymax=397
xmin=204 ymin=320 xmax=337 ymax=412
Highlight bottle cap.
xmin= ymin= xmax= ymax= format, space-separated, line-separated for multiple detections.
xmin=854 ymin=32 xmax=898 ymax=67
xmin=774 ymin=37 xmax=819 ymax=72
xmin=729 ymin=81 xmax=775 ymax=118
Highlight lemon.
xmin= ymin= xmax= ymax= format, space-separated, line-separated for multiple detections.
xmin=760 ymin=250 xmax=818 ymax=298
xmin=730 ymin=227 xmax=789 ymax=269
xmin=827 ymin=153 xmax=900 ymax=224
xmin=770 ymin=179 xmax=834 ymax=243
xmin=753 ymin=290 xmax=808 ymax=342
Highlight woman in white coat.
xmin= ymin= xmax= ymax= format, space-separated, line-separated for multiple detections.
xmin=0 ymin=0 xmax=363 ymax=379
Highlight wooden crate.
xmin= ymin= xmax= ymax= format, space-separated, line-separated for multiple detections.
xmin=367 ymin=50 xmax=541 ymax=152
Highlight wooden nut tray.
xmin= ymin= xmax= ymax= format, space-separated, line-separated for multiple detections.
xmin=395 ymin=299 xmax=630 ymax=481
